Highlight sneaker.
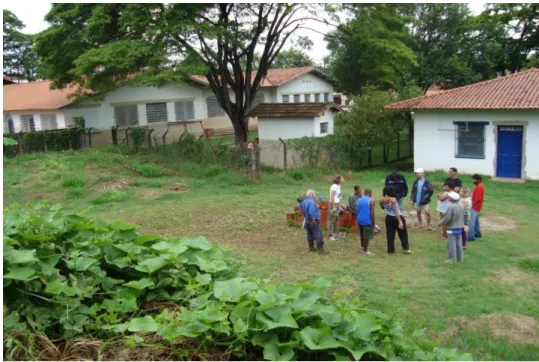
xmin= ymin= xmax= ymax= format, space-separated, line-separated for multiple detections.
xmin=364 ymin=251 xmax=375 ymax=256
xmin=403 ymin=249 xmax=412 ymax=254
xmin=329 ymin=236 xmax=337 ymax=241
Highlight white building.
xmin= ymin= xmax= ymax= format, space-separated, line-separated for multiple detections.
xmin=3 ymin=66 xmax=336 ymax=145
xmin=385 ymin=68 xmax=539 ymax=180
xmin=250 ymin=103 xmax=341 ymax=140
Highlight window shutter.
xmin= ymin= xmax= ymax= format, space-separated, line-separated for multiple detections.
xmin=314 ymin=93 xmax=320 ymax=102
xmin=304 ymin=94 xmax=311 ymax=102
xmin=21 ymin=115 xmax=35 ymax=132
xmin=282 ymin=95 xmax=290 ymax=103
xmin=174 ymin=101 xmax=195 ymax=121
xmin=146 ymin=103 xmax=167 ymax=123
xmin=40 ymin=114 xmax=58 ymax=130
xmin=114 ymin=105 xmax=139 ymax=126
xmin=324 ymin=93 xmax=330 ymax=102
xmin=206 ymin=96 xmax=225 ymax=117
xmin=320 ymin=122 xmax=328 ymax=134
xmin=294 ymin=94 xmax=301 ymax=103
xmin=251 ymin=93 xmax=265 ymax=109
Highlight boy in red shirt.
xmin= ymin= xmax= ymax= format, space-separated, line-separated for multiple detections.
xmin=468 ymin=174 xmax=484 ymax=241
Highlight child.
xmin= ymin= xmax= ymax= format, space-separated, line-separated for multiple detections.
xmin=459 ymin=187 xmax=472 ymax=249
xmin=436 ymin=183 xmax=452 ymax=239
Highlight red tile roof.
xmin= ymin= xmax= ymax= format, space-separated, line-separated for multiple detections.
xmin=248 ymin=102 xmax=341 ymax=117
xmin=3 ymin=80 xmax=77 ymax=112
xmin=385 ymin=68 xmax=539 ymax=110
xmin=190 ymin=66 xmax=332 ymax=88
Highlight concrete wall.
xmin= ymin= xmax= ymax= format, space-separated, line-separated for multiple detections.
xmin=277 ymin=73 xmax=333 ymax=102
xmin=4 ymin=110 xmax=66 ymax=132
xmin=258 ymin=117 xmax=315 ymax=140
xmin=259 ymin=139 xmax=308 ymax=169
xmin=414 ymin=110 xmax=539 ymax=180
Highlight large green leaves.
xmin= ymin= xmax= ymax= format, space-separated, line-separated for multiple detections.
xmin=214 ymin=278 xmax=258 ymax=303
xmin=4 ymin=266 xmax=37 ymax=281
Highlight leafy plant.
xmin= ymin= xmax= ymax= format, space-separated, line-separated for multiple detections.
xmin=3 ymin=204 xmax=472 ymax=361
xmin=3 ymin=137 xmax=18 ymax=146
xmin=130 ymin=163 xmax=165 ymax=178
xmin=128 ymin=127 xmax=146 ymax=151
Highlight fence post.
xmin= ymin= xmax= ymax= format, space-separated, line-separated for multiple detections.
xmin=125 ymin=127 xmax=131 ymax=148
xmin=88 ymin=128 xmax=93 ymax=148
xmin=43 ymin=131 xmax=48 ymax=152
xmin=367 ymin=148 xmax=372 ymax=167
xmin=17 ymin=132 xmax=23 ymax=154
xmin=112 ymin=126 xmax=118 ymax=145
xmin=279 ymin=138 xmax=287 ymax=172
xmin=147 ymin=128 xmax=154 ymax=148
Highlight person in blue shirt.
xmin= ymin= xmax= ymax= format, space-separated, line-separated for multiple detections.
xmin=357 ymin=188 xmax=376 ymax=256
xmin=299 ymin=189 xmax=329 ymax=255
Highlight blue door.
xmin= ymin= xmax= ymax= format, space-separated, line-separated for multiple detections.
xmin=496 ymin=126 xmax=523 ymax=178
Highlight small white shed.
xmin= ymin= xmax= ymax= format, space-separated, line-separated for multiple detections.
xmin=249 ymin=102 xmax=341 ymax=141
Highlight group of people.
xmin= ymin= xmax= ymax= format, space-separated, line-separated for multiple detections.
xmin=299 ymin=168 xmax=485 ymax=263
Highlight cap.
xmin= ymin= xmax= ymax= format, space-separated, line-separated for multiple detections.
xmin=447 ymin=191 xmax=460 ymax=201
xmin=306 ymin=189 xmax=317 ymax=196
xmin=415 ymin=168 xmax=424 ymax=173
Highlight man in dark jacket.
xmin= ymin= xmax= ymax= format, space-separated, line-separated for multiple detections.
xmin=410 ymin=168 xmax=434 ymax=230
xmin=385 ymin=171 xmax=408 ymax=211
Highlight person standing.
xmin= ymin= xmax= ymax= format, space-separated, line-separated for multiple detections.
xmin=357 ymin=188 xmax=376 ymax=256
xmin=445 ymin=167 xmax=462 ymax=192
xmin=328 ymin=175 xmax=345 ymax=241
xmin=468 ymin=174 xmax=484 ymax=241
xmin=380 ymin=186 xmax=411 ymax=254
xmin=348 ymin=185 xmax=362 ymax=219
xmin=436 ymin=182 xmax=452 ymax=239
xmin=438 ymin=191 xmax=469 ymax=263
xmin=411 ymin=168 xmax=434 ymax=230
xmin=459 ymin=187 xmax=472 ymax=249
xmin=300 ymin=189 xmax=329 ymax=255
xmin=385 ymin=171 xmax=408 ymax=211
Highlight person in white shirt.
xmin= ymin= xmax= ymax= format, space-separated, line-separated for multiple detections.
xmin=328 ymin=175 xmax=345 ymax=241
xmin=436 ymin=182 xmax=452 ymax=239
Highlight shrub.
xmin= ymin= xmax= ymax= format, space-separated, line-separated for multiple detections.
xmin=193 ymin=165 xmax=226 ymax=178
xmin=3 ymin=204 xmax=472 ymax=361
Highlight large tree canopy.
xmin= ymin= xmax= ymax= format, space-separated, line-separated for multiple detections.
xmin=34 ymin=3 xmax=330 ymax=144
xmin=325 ymin=4 xmax=417 ymax=94
xmin=3 ymin=10 xmax=39 ymax=81
xmin=270 ymin=49 xmax=314 ymax=69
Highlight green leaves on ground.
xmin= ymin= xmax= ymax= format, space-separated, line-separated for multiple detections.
xmin=3 ymin=204 xmax=471 ymax=361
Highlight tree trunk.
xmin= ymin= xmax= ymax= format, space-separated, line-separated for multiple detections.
xmin=408 ymin=121 xmax=414 ymax=156
xmin=232 ymin=115 xmax=249 ymax=146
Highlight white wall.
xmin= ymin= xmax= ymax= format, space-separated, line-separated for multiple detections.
xmin=414 ymin=110 xmax=539 ymax=180
xmin=277 ymin=73 xmax=333 ymax=102
xmin=63 ymin=106 xmax=100 ymax=128
xmin=313 ymin=109 xmax=335 ymax=137
xmin=4 ymin=111 xmax=66 ymax=132
xmin=258 ymin=118 xmax=314 ymax=140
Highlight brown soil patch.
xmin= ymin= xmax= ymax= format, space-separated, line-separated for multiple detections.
xmin=165 ymin=181 xmax=190 ymax=192
xmin=135 ymin=190 xmax=161 ymax=200
xmin=449 ymin=313 xmax=539 ymax=345
xmin=26 ymin=192 xmax=63 ymax=201
xmin=485 ymin=267 xmax=539 ymax=294
xmin=95 ymin=177 xmax=131 ymax=191
xmin=481 ymin=215 xmax=516 ymax=232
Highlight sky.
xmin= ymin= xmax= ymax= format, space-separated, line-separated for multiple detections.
xmin=3 ymin=2 xmax=488 ymax=65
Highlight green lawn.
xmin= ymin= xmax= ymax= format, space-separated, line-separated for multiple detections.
xmin=3 ymin=147 xmax=539 ymax=360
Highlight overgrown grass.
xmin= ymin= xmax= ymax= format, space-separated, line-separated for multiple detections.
xmin=3 ymin=147 xmax=539 ymax=360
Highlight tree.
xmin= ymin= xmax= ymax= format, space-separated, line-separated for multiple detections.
xmin=270 ymin=49 xmax=314 ymax=69
xmin=325 ymin=4 xmax=418 ymax=94
xmin=34 ymin=4 xmax=331 ymax=144
xmin=3 ymin=10 xmax=39 ymax=81
xmin=478 ymin=4 xmax=539 ymax=74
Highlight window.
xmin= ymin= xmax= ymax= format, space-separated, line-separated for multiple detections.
xmin=324 ymin=93 xmax=330 ymax=102
xmin=455 ymin=122 xmax=486 ymax=158
xmin=320 ymin=122 xmax=328 ymax=134
xmin=20 ymin=115 xmax=35 ymax=132
xmin=114 ymin=105 xmax=139 ymax=126
xmin=282 ymin=95 xmax=290 ymax=103
xmin=293 ymin=94 xmax=301 ymax=103
xmin=304 ymin=94 xmax=311 ymax=102
xmin=40 ymin=114 xmax=58 ymax=130
xmin=3 ymin=113 xmax=14 ymax=133
xmin=251 ymin=93 xmax=265 ymax=109
xmin=206 ymin=95 xmax=226 ymax=117
xmin=174 ymin=101 xmax=195 ymax=121
xmin=146 ymin=102 xmax=167 ymax=123
xmin=314 ymin=93 xmax=320 ymax=102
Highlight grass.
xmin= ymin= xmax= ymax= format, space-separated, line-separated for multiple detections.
xmin=3 ymin=147 xmax=539 ymax=360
